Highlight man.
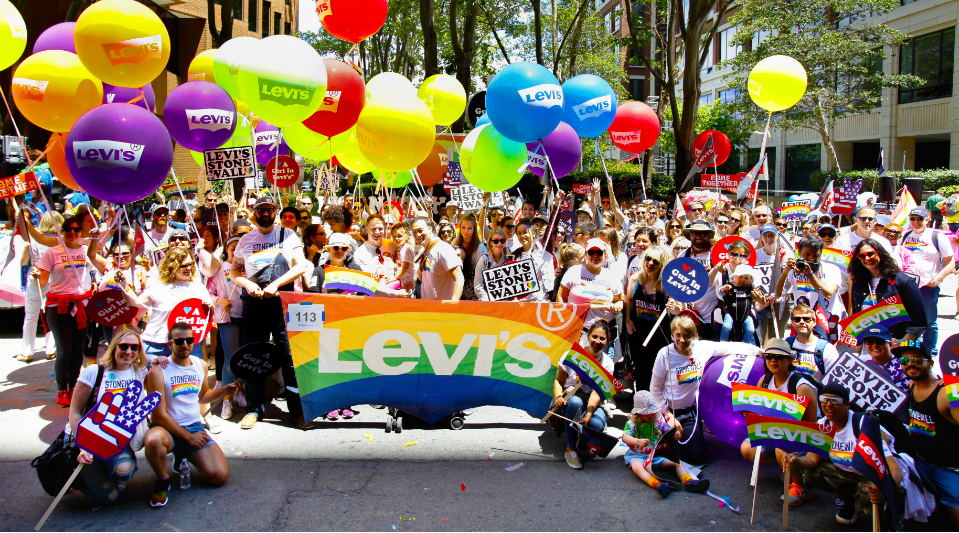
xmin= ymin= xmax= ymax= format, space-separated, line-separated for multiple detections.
xmin=144 ymin=323 xmax=235 ymax=507
xmin=856 ymin=325 xmax=909 ymax=393
xmin=232 ymin=218 xmax=252 ymax=237
xmin=936 ymin=190 xmax=959 ymax=232
xmin=682 ymin=220 xmax=720 ymax=338
xmin=926 ymin=188 xmax=945 ymax=228
xmin=445 ymin=201 xmax=461 ymax=225
xmin=214 ymin=202 xmax=231 ymax=242
xmin=573 ymin=221 xmax=595 ymax=247
xmin=685 ymin=202 xmax=706 ymax=227
xmin=229 ymin=196 xmax=313 ymax=430
xmin=353 ymin=214 xmax=396 ymax=279
xmin=901 ymin=206 xmax=954 ymax=357
xmin=776 ymin=235 xmax=841 ymax=319
xmin=898 ymin=339 xmax=959 ymax=527
xmin=784 ymin=303 xmax=840 ymax=381
xmin=817 ymin=223 xmax=837 ymax=248
xmin=873 ymin=214 xmax=891 ymax=240
xmin=521 ymin=200 xmax=537 ymax=221
xmin=410 ymin=216 xmax=463 ymax=301
xmin=279 ymin=207 xmax=300 ymax=231
xmin=834 ymin=206 xmax=891 ymax=254
xmin=148 ymin=205 xmax=175 ymax=245
xmin=743 ymin=205 xmax=772 ymax=244
xmin=498 ymin=217 xmax=520 ymax=252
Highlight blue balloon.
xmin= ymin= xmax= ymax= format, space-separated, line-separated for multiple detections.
xmin=561 ymin=74 xmax=617 ymax=138
xmin=486 ymin=62 xmax=564 ymax=143
xmin=475 ymin=112 xmax=490 ymax=127
xmin=788 ymin=195 xmax=798 ymax=201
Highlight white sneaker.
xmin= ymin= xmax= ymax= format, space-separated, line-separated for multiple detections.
xmin=234 ymin=390 xmax=247 ymax=408
xmin=202 ymin=416 xmax=221 ymax=434
xmin=221 ymin=399 xmax=233 ymax=420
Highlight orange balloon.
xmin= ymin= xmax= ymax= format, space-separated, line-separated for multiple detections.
xmin=45 ymin=132 xmax=83 ymax=191
xmin=416 ymin=143 xmax=449 ymax=187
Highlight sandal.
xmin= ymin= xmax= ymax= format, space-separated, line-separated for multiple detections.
xmin=16 ymin=354 xmax=32 ymax=362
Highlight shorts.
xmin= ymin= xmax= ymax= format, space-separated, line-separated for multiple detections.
xmin=916 ymin=460 xmax=959 ymax=510
xmin=624 ymin=449 xmax=668 ymax=468
xmin=802 ymin=462 xmax=870 ymax=505
xmin=171 ymin=421 xmax=215 ymax=464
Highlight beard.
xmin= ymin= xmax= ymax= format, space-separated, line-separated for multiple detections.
xmin=255 ymin=213 xmax=274 ymax=229
xmin=906 ymin=365 xmax=930 ymax=381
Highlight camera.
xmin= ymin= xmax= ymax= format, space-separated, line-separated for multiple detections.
xmin=795 ymin=259 xmax=807 ymax=271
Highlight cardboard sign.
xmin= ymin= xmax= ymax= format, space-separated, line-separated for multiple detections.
xmin=166 ymin=297 xmax=212 ymax=343
xmin=318 ymin=168 xmax=339 ymax=193
xmin=822 ymin=352 xmax=908 ymax=415
xmin=266 ymin=155 xmax=299 ymax=188
xmin=448 ymin=182 xmax=485 ymax=212
xmin=488 ymin=191 xmax=506 ymax=209
xmin=744 ymin=413 xmax=836 ymax=456
xmin=0 ymin=170 xmax=39 ymax=200
xmin=754 ymin=263 xmax=774 ymax=293
xmin=711 ymin=235 xmax=757 ymax=267
xmin=571 ymin=183 xmax=593 ymax=195
xmin=466 ymin=91 xmax=486 ymax=127
xmin=561 ymin=343 xmax=624 ymax=402
xmin=558 ymin=209 xmax=575 ymax=243
xmin=76 ymin=380 xmax=160 ymax=461
xmin=204 ymin=146 xmax=255 ymax=180
xmin=481 ymin=258 xmax=539 ymax=301
xmin=85 ymin=289 xmax=138 ymax=327
xmin=838 ymin=295 xmax=909 ymax=346
xmin=780 ymin=200 xmax=811 ymax=220
xmin=700 ymin=173 xmax=747 ymax=194
xmin=229 ymin=342 xmax=285 ymax=381
xmin=662 ymin=257 xmax=710 ymax=303
xmin=732 ymin=382 xmax=809 ymax=421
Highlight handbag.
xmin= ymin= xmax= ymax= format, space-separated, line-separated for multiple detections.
xmin=250 ymin=228 xmax=293 ymax=292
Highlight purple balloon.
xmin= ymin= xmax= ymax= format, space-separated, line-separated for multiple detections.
xmin=254 ymin=121 xmax=289 ymax=166
xmin=103 ymin=83 xmax=156 ymax=113
xmin=698 ymin=353 xmax=767 ymax=448
xmin=33 ymin=22 xmax=76 ymax=54
xmin=525 ymin=121 xmax=581 ymax=179
xmin=65 ymin=104 xmax=173 ymax=204
xmin=163 ymin=81 xmax=237 ymax=152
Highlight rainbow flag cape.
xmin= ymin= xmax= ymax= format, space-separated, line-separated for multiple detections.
xmin=838 ymin=295 xmax=909 ymax=346
xmin=324 ymin=266 xmax=377 ymax=295
xmin=821 ymin=247 xmax=853 ymax=272
xmin=732 ymin=383 xmax=809 ymax=421
xmin=744 ymin=413 xmax=836 ymax=456
xmin=561 ymin=343 xmax=624 ymax=402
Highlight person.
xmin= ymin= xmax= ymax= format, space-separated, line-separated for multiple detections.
xmin=38 ymin=216 xmax=95 ymax=406
xmin=302 ymin=224 xmax=327 ymax=264
xmin=18 ymin=211 xmax=61 ymax=362
xmin=899 ymin=339 xmax=959 ymax=527
xmin=147 ymin=205 xmax=176 ymax=245
xmin=279 ymin=207 xmax=300 ymax=230
xmin=669 ymin=237 xmax=690 ymax=258
xmin=742 ymin=205 xmax=772 ymax=244
xmin=714 ymin=212 xmax=731 ymax=239
xmin=681 ymin=220 xmax=720 ymax=339
xmin=445 ymin=201 xmax=461 ymax=226
xmin=143 ymin=323 xmax=235 ymax=508
xmin=937 ymin=190 xmax=959 ymax=232
xmin=926 ymin=188 xmax=946 ymax=228
xmin=623 ymin=390 xmax=710 ymax=497
xmin=321 ymin=205 xmax=360 ymax=249
xmin=137 ymin=245 xmax=212 ymax=355
xmin=557 ymin=238 xmax=624 ymax=350
xmin=784 ymin=304 xmax=840 ymax=382
xmin=573 ymin=221 xmax=594 ymax=247
xmin=848 ymin=238 xmax=927 ymax=344
xmin=390 ymin=222 xmax=416 ymax=291
xmin=900 ymin=207 xmax=954 ymax=358
xmin=454 ymin=214 xmax=486 ymax=301
xmin=576 ymin=205 xmax=593 ymax=224
xmin=626 ymin=227 xmax=657 ymax=277
xmin=552 ymin=225 xmax=568 ymax=250
xmin=497 ymin=217 xmax=519 ymax=252
xmin=507 ymin=219 xmax=554 ymax=301
xmin=664 ymin=218 xmax=684 ymax=246
xmin=209 ymin=235 xmax=244 ymax=420
xmin=650 ymin=315 xmax=761 ymax=464
xmin=232 ymin=218 xmax=252 ymax=237
xmin=776 ymin=235 xmax=841 ymax=319
xmin=473 ymin=229 xmax=510 ymax=301
xmin=717 ymin=264 xmax=763 ymax=345
xmin=781 ymin=382 xmax=902 ymax=525
xmin=726 ymin=209 xmax=745 ymax=237
xmin=817 ymin=223 xmax=837 ymax=248
xmin=856 ymin=325 xmax=909 ymax=393
xmin=596 ymin=226 xmax=627 ymax=288
xmin=686 ymin=202 xmax=707 ymax=226
xmin=410 ymin=216 xmax=464 ymax=301
xmin=437 ymin=221 xmax=456 ymax=244
xmin=352 ymin=214 xmax=397 ymax=281
xmin=625 ymin=245 xmax=672 ymax=388
xmin=68 ymin=330 xmax=150 ymax=504
xmin=835 ymin=206 xmax=892 ymax=254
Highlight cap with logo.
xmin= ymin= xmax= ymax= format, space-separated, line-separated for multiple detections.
xmin=857 ymin=324 xmax=891 ymax=343
xmin=891 ymin=339 xmax=932 ymax=359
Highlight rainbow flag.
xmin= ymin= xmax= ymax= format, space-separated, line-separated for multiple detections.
xmin=744 ymin=412 xmax=836 ymax=456
xmin=324 ymin=266 xmax=377 ymax=295
xmin=944 ymin=374 xmax=959 ymax=409
xmin=821 ymin=247 xmax=852 ymax=272
xmin=561 ymin=343 xmax=624 ymax=402
xmin=909 ymin=416 xmax=935 ymax=438
xmin=838 ymin=295 xmax=910 ymax=346
xmin=732 ymin=383 xmax=809 ymax=421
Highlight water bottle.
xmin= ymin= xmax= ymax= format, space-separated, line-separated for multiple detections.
xmin=178 ymin=458 xmax=191 ymax=490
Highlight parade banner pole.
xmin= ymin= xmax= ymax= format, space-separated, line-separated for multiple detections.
xmin=782 ymin=464 xmax=790 ymax=527
xmin=540 ymin=383 xmax=581 ymax=423
xmin=749 ymin=446 xmax=762 ymax=524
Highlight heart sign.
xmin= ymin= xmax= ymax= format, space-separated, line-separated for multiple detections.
xmin=711 ymin=235 xmax=757 ymax=267
xmin=167 ymin=297 xmax=213 ymax=344
xmin=663 ymin=257 xmax=710 ymax=303
xmin=85 ymin=289 xmax=138 ymax=327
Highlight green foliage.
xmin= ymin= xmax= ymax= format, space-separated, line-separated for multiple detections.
xmin=809 ymin=169 xmax=959 ymax=193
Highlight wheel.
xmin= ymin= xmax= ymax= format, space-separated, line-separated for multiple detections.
xmin=450 ymin=417 xmax=465 ymax=430
xmin=394 ymin=416 xmax=403 ymax=433
xmin=385 ymin=415 xmax=393 ymax=433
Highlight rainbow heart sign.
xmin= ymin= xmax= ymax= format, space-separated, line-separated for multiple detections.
xmin=744 ymin=413 xmax=836 ymax=456
xmin=732 ymin=383 xmax=809 ymax=421
xmin=838 ymin=295 xmax=909 ymax=346
xmin=561 ymin=343 xmax=624 ymax=402
xmin=280 ymin=294 xmax=587 ymax=423
xmin=662 ymin=258 xmax=709 ymax=303
xmin=167 ymin=297 xmax=213 ymax=344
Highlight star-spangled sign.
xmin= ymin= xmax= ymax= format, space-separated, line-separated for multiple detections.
xmin=76 ymin=379 xmax=161 ymax=461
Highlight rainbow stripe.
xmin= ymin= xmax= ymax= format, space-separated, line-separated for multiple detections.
xmin=744 ymin=413 xmax=835 ymax=455
xmin=324 ymin=266 xmax=377 ymax=295
xmin=561 ymin=343 xmax=624 ymax=401
xmin=61 ymin=258 xmax=88 ymax=270
xmin=171 ymin=382 xmax=199 ymax=397
xmin=821 ymin=248 xmax=852 ymax=272
xmin=796 ymin=280 xmax=815 ymax=293
xmin=633 ymin=306 xmax=658 ymax=321
xmin=830 ymin=449 xmax=854 ymax=468
xmin=731 ymin=383 xmax=808 ymax=421
xmin=839 ymin=295 xmax=909 ymax=345
xmin=945 ymin=376 xmax=959 ymax=410
xmin=676 ymin=365 xmax=701 ymax=385
xmin=909 ymin=417 xmax=935 ymax=438
xmin=903 ymin=241 xmax=925 ymax=252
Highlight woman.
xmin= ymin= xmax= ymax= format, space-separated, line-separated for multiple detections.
xmin=68 ymin=330 xmax=150 ymax=504
xmin=473 ymin=228 xmax=508 ymax=301
xmin=558 ymin=238 xmax=624 ymax=357
xmin=670 ymin=238 xmax=691 ymax=259
xmin=209 ymin=236 xmax=245 ymax=419
xmin=553 ymin=226 xmax=568 ymax=250
xmin=38 ymin=216 xmax=95 ymax=406
xmin=665 ymin=218 xmax=684 ymax=246
xmin=848 ymin=238 xmax=927 ymax=344
xmin=625 ymin=246 xmax=673 ymax=389
xmin=552 ymin=243 xmax=584 ymax=302
xmin=726 ymin=208 xmax=745 ymax=237
xmin=714 ymin=212 xmax=731 ymax=239
xmin=596 ymin=226 xmax=627 ymax=288
xmin=201 ymin=225 xmax=220 ymax=256
xmin=88 ymin=241 xmax=148 ymax=295
xmin=302 ymin=224 xmax=327 ymax=265
xmin=454 ymin=214 xmax=486 ymax=301
xmin=437 ymin=221 xmax=456 ymax=244
xmin=19 ymin=211 xmax=62 ymax=362
xmin=650 ymin=315 xmax=761 ymax=464
xmin=138 ymin=247 xmax=213 ymax=358
xmin=627 ymin=227 xmax=657 ymax=277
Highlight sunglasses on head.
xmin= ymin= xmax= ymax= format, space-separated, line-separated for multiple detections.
xmin=791 ymin=316 xmax=815 ymax=323
xmin=331 ymin=246 xmax=349 ymax=252
xmin=644 ymin=256 xmax=660 ymax=266
xmin=117 ymin=343 xmax=140 ymax=352
xmin=587 ymin=249 xmax=604 ymax=257
xmin=819 ymin=396 xmax=845 ymax=405
xmin=857 ymin=251 xmax=878 ymax=260
xmin=171 ymin=337 xmax=194 ymax=346
xmin=899 ymin=355 xmax=927 ymax=366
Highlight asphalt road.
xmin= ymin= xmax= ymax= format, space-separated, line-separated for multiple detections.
xmin=1 ymin=277 xmax=957 ymax=532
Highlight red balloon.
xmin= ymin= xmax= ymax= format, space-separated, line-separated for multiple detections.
xmin=303 ymin=59 xmax=366 ymax=137
xmin=416 ymin=144 xmax=449 ymax=187
xmin=608 ymin=102 xmax=660 ymax=153
xmin=317 ymin=0 xmax=389 ymax=44
xmin=693 ymin=130 xmax=731 ymax=166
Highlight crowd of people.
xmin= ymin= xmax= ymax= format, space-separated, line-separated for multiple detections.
xmin=10 ymin=173 xmax=958 ymax=528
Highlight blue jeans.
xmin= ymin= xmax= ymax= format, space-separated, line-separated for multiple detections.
xmin=563 ymin=394 xmax=607 ymax=449
xmin=919 ymin=285 xmax=939 ymax=357
xmin=916 ymin=460 xmax=959 ymax=510
xmin=76 ymin=446 xmax=137 ymax=504
xmin=217 ymin=322 xmax=241 ymax=386
xmin=721 ymin=313 xmax=756 ymax=345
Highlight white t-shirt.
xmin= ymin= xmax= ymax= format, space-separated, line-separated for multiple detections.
xmin=420 ymin=239 xmax=463 ymax=300
xmin=161 ymin=355 xmax=207 ymax=426
xmin=834 ymin=230 xmax=892 ymax=255
xmin=901 ymin=228 xmax=952 ymax=286
xmin=744 ymin=227 xmax=762 ymax=246
xmin=233 ymin=226 xmax=303 ymax=278
xmin=398 ymin=244 xmax=416 ymax=286
xmin=76 ymin=364 xmax=146 ymax=404
xmin=37 ymin=245 xmax=93 ymax=295
xmin=353 ymin=241 xmax=398 ymax=281
xmin=561 ymin=264 xmax=623 ymax=327
xmin=147 ymin=226 xmax=173 ymax=246
xmin=820 ymin=414 xmax=892 ymax=471
xmin=142 ymin=280 xmax=211 ymax=344
xmin=686 ymin=248 xmax=720 ymax=323
xmin=784 ymin=261 xmax=842 ymax=312
xmin=763 ymin=371 xmax=815 ymax=394
xmin=789 ymin=335 xmax=840 ymax=381
xmin=651 ymin=340 xmax=762 ymax=410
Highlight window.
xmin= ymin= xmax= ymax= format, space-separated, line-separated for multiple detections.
xmin=604 ymin=11 xmax=611 ymax=32
xmin=717 ymin=26 xmax=738 ymax=63
xmin=718 ymin=88 xmax=739 ymax=104
xmin=612 ymin=8 xmax=621 ymax=32
xmin=161 ymin=11 xmax=180 ymax=76
xmin=248 ymin=0 xmax=257 ymax=31
xmin=701 ymin=43 xmax=713 ymax=73
xmin=630 ymin=78 xmax=644 ymax=101
xmin=274 ymin=12 xmax=281 ymax=36
xmin=285 ymin=21 xmax=291 ymax=35
xmin=699 ymin=92 xmax=714 ymax=107
xmin=752 ymin=29 xmax=772 ymax=50
xmin=261 ymin=1 xmax=269 ymax=37
xmin=899 ymin=27 xmax=954 ymax=104
xmin=837 ymin=10 xmax=877 ymax=28
xmin=595 ymin=0 xmax=605 ymax=11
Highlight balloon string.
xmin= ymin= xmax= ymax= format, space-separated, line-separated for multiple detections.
xmin=126 ymin=87 xmax=144 ymax=106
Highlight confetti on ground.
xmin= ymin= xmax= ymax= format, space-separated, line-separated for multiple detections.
xmin=505 ymin=462 xmax=524 ymax=471
xmin=399 ymin=515 xmax=415 ymax=521
xmin=234 ymin=452 xmax=242 ymax=456
xmin=260 ymin=435 xmax=272 ymax=442
xmin=364 ymin=434 xmax=375 ymax=443
xmin=403 ymin=441 xmax=418 ymax=447
xmin=460 ymin=483 xmax=465 ymax=492
xmin=441 ymin=518 xmax=449 ymax=521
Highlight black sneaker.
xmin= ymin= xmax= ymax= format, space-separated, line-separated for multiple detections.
xmin=150 ymin=478 xmax=171 ymax=508
xmin=836 ymin=499 xmax=858 ymax=525
xmin=656 ymin=482 xmax=672 ymax=497
xmin=683 ymin=478 xmax=710 ymax=493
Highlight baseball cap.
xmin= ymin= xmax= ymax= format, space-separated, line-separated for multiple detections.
xmin=254 ymin=196 xmax=277 ymax=208
xmin=909 ymin=207 xmax=929 ymax=218
xmin=760 ymin=223 xmax=777 ymax=235
xmin=168 ymin=229 xmax=189 ymax=241
xmin=817 ymin=223 xmax=836 ymax=234
xmin=891 ymin=339 xmax=932 ymax=359
xmin=151 ymin=204 xmax=169 ymax=215
xmin=446 ymin=201 xmax=458 ymax=208
xmin=216 ymin=202 xmax=230 ymax=213
xmin=858 ymin=324 xmax=891 ymax=343
xmin=762 ymin=338 xmax=793 ymax=359
xmin=327 ymin=233 xmax=352 ymax=247
xmin=820 ymin=382 xmax=850 ymax=403
xmin=875 ymin=214 xmax=891 ymax=227
xmin=585 ymin=238 xmax=607 ymax=253
xmin=577 ymin=205 xmax=593 ymax=215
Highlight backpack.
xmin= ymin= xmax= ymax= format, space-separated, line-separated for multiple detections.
xmin=785 ymin=335 xmax=829 ymax=376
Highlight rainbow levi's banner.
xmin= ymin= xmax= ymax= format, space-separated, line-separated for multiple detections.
xmin=744 ymin=413 xmax=837 ymax=456
xmin=838 ymin=295 xmax=910 ymax=346
xmin=324 ymin=266 xmax=377 ymax=295
xmin=280 ymin=293 xmax=587 ymax=423
xmin=561 ymin=343 xmax=624 ymax=402
xmin=821 ymin=247 xmax=853 ymax=273
xmin=731 ymin=383 xmax=809 ymax=421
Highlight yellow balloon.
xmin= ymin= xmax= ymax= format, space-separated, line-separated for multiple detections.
xmin=74 ymin=0 xmax=171 ymax=88
xmin=12 ymin=51 xmax=102 ymax=132
xmin=284 ymin=122 xmax=348 ymax=162
xmin=335 ymin=128 xmax=376 ymax=175
xmin=356 ymin=92 xmax=435 ymax=173
xmin=747 ymin=55 xmax=807 ymax=112
xmin=366 ymin=72 xmax=415 ymax=102
xmin=417 ymin=74 xmax=466 ymax=127
xmin=188 ymin=49 xmax=217 ymax=82
xmin=0 ymin=0 xmax=27 ymax=71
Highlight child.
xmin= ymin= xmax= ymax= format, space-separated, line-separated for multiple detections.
xmin=390 ymin=222 xmax=415 ymax=291
xmin=622 ymin=390 xmax=710 ymax=497
xmin=719 ymin=264 xmax=762 ymax=345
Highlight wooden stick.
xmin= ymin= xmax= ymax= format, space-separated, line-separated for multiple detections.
xmin=35 ymin=463 xmax=84 ymax=531
xmin=750 ymin=446 xmax=762 ymax=525
xmin=541 ymin=383 xmax=581 ymax=423
xmin=642 ymin=311 xmax=669 ymax=347
xmin=782 ymin=465 xmax=790 ymax=528
xmin=872 ymin=502 xmax=880 ymax=532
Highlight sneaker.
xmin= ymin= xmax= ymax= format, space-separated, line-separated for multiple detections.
xmin=836 ymin=499 xmax=858 ymax=525
xmin=601 ymin=400 xmax=614 ymax=419
xmin=787 ymin=482 xmax=812 ymax=506
xmin=234 ymin=390 xmax=247 ymax=408
xmin=150 ymin=478 xmax=171 ymax=508
xmin=240 ymin=413 xmax=258 ymax=430
xmin=295 ymin=415 xmax=314 ymax=429
xmin=683 ymin=478 xmax=710 ymax=493
xmin=656 ymin=482 xmax=672 ymax=497
xmin=56 ymin=390 xmax=70 ymax=407
xmin=326 ymin=409 xmax=340 ymax=421
xmin=202 ymin=416 xmax=221 ymax=434
xmin=565 ymin=450 xmax=583 ymax=470
xmin=340 ymin=409 xmax=355 ymax=419
xmin=220 ymin=399 xmax=233 ymax=420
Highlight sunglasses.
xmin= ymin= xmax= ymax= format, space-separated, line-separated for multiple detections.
xmin=117 ymin=343 xmax=140 ymax=352
xmin=669 ymin=225 xmax=682 ymax=230
xmin=791 ymin=316 xmax=815 ymax=323
xmin=330 ymin=246 xmax=349 ymax=252
xmin=729 ymin=252 xmax=748 ymax=259
xmin=115 ymin=252 xmax=132 ymax=258
xmin=644 ymin=256 xmax=660 ymax=266
xmin=490 ymin=238 xmax=505 ymax=244
xmin=857 ymin=251 xmax=878 ymax=260
xmin=909 ymin=216 xmax=924 ymax=222
xmin=169 ymin=237 xmax=189 ymax=243
xmin=255 ymin=208 xmax=276 ymax=215
xmin=775 ymin=223 xmax=787 ymax=228
xmin=819 ymin=232 xmax=836 ymax=238
xmin=587 ymin=249 xmax=604 ymax=257
xmin=690 ymin=207 xmax=704 ymax=211
xmin=440 ymin=230 xmax=454 ymax=236
xmin=179 ymin=262 xmax=196 ymax=270
xmin=716 ymin=219 xmax=729 ymax=225
xmin=899 ymin=356 xmax=927 ymax=366
xmin=691 ymin=231 xmax=711 ymax=237
xmin=731 ymin=217 xmax=741 ymax=222
xmin=858 ymin=216 xmax=875 ymax=223
xmin=503 ymin=225 xmax=515 ymax=230
xmin=819 ymin=396 xmax=845 ymax=405
xmin=763 ymin=354 xmax=790 ymax=361
xmin=171 ymin=337 xmax=194 ymax=346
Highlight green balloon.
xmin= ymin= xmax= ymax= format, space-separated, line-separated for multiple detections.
xmin=377 ymin=169 xmax=413 ymax=189
xmin=459 ymin=124 xmax=527 ymax=193
xmin=213 ymin=37 xmax=259 ymax=101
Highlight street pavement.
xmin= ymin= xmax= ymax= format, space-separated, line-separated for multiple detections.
xmin=1 ymin=278 xmax=957 ymax=531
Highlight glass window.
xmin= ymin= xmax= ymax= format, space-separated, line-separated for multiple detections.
xmin=612 ymin=8 xmax=621 ymax=32
xmin=162 ymin=12 xmax=180 ymax=76
xmin=718 ymin=26 xmax=738 ymax=63
xmin=274 ymin=12 xmax=280 ymax=36
xmin=718 ymin=88 xmax=739 ymax=104
xmin=261 ymin=2 xmax=269 ymax=37
xmin=285 ymin=21 xmax=291 ymax=35
xmin=899 ymin=27 xmax=954 ymax=104
xmin=837 ymin=10 xmax=877 ymax=28
xmin=699 ymin=92 xmax=714 ymax=107
xmin=248 ymin=0 xmax=257 ymax=31
xmin=631 ymin=78 xmax=644 ymax=101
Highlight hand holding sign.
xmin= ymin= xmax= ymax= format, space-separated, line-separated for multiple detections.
xmin=167 ymin=298 xmax=213 ymax=344
xmin=645 ymin=258 xmax=709 ymax=347
xmin=76 ymin=380 xmax=160 ymax=461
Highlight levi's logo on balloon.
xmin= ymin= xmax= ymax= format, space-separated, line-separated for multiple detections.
xmin=11 ymin=78 xmax=49 ymax=103
xmin=356 ymin=126 xmax=387 ymax=157
xmin=186 ymin=109 xmax=235 ymax=132
xmin=187 ymin=72 xmax=207 ymax=82
xmin=102 ymin=35 xmax=163 ymax=66
xmin=315 ymin=0 xmax=332 ymax=20
xmin=258 ymin=76 xmax=316 ymax=105
xmin=320 ymin=90 xmax=343 ymax=112
xmin=610 ymin=130 xmax=641 ymax=143
xmin=526 ymin=151 xmax=547 ymax=169
xmin=573 ymin=95 xmax=612 ymax=119
xmin=518 ymin=84 xmax=564 ymax=108
xmin=255 ymin=131 xmax=279 ymax=146
xmin=11 ymin=20 xmax=26 ymax=39
xmin=73 ymin=140 xmax=145 ymax=171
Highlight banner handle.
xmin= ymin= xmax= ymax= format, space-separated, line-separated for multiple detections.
xmin=540 ymin=383 xmax=581 ymax=423
xmin=750 ymin=445 xmax=762 ymax=524
xmin=782 ymin=462 xmax=790 ymax=528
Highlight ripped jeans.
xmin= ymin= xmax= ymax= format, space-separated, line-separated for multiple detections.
xmin=76 ymin=446 xmax=137 ymax=504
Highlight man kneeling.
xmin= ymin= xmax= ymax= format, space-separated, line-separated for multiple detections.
xmin=144 ymin=323 xmax=237 ymax=507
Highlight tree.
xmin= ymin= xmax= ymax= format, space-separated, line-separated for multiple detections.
xmin=207 ymin=0 xmax=237 ymax=48
xmin=722 ymin=0 xmax=920 ymax=170
xmin=657 ymin=101 xmax=753 ymax=173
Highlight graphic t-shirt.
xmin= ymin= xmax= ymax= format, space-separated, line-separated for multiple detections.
xmin=141 ymin=280 xmax=210 ymax=344
xmin=790 ymin=335 xmax=840 ymax=381
xmin=908 ymin=408 xmax=936 ymax=439
xmin=161 ymin=355 xmax=207 ymax=426
xmin=420 ymin=239 xmax=463 ymax=300
xmin=785 ymin=261 xmax=842 ymax=312
xmin=623 ymin=415 xmax=671 ymax=454
xmin=561 ymin=264 xmax=623 ymax=327
xmin=353 ymin=241 xmax=398 ymax=281
xmin=820 ymin=415 xmax=892 ymax=473
xmin=901 ymin=229 xmax=952 ymax=287
xmin=37 ymin=245 xmax=93 ymax=295
xmin=233 ymin=226 xmax=303 ymax=278
xmin=76 ymin=364 xmax=145 ymax=404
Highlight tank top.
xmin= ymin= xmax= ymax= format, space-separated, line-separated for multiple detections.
xmin=908 ymin=383 xmax=959 ymax=468
xmin=161 ymin=355 xmax=206 ymax=426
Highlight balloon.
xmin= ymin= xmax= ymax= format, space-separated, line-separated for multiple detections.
xmin=213 ymin=36 xmax=259 ymax=100
xmin=74 ymin=0 xmax=171 ymax=88
xmin=163 ymin=81 xmax=237 ymax=152
xmin=335 ymin=127 xmax=376 ymax=175
xmin=302 ymin=58 xmax=365 ymax=137
xmin=693 ymin=130 xmax=732 ymax=166
xmin=418 ymin=74 xmax=466 ymax=127
xmin=475 ymin=112 xmax=490 ymax=127
xmin=102 ymin=82 xmax=156 ymax=112
xmin=317 ymin=0 xmax=388 ymax=43
xmin=747 ymin=55 xmax=807 ymax=112
xmin=254 ymin=120 xmax=289 ymax=166
xmin=12 ymin=51 xmax=103 ymax=132
xmin=608 ymin=102 xmax=660 ymax=153
xmin=237 ymin=35 xmax=327 ymax=127
xmin=525 ymin=121 xmax=581 ymax=179
xmin=303 ymin=129 xmax=350 ymax=161
xmin=0 ymin=0 xmax=26 ymax=71
xmin=45 ymin=132 xmax=82 ymax=191
xmin=460 ymin=124 xmax=527 ymax=192
xmin=33 ymin=22 xmax=75 ymax=54
xmin=698 ymin=354 xmax=767 ymax=448
xmin=788 ymin=195 xmax=798 ymax=202
xmin=187 ymin=49 xmax=217 ymax=82
xmin=189 ymin=113 xmax=253 ymax=167
xmin=416 ymin=143 xmax=449 ymax=187
xmin=65 ymin=103 xmax=173 ymax=204
xmin=377 ymin=170 xmax=413 ymax=189
xmin=366 ymin=72 xmax=416 ymax=102
xmin=356 ymin=91 xmax=435 ymax=173
xmin=486 ymin=62 xmax=564 ymax=143
xmin=561 ymin=74 xmax=617 ymax=138
xmin=284 ymin=121 xmax=348 ymax=161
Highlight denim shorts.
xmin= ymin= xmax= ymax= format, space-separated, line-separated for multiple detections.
xmin=916 ymin=460 xmax=959 ymax=510
xmin=624 ymin=449 xmax=668 ymax=468
xmin=171 ymin=422 xmax=215 ymax=463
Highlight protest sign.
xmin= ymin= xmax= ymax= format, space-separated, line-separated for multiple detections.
xmin=448 ymin=182 xmax=485 ymax=212
xmin=488 ymin=191 xmax=506 ymax=209
xmin=318 ymin=168 xmax=340 ymax=193
xmin=466 ymin=91 xmax=486 ymax=127
xmin=837 ymin=295 xmax=909 ymax=346
xmin=444 ymin=161 xmax=463 ymax=192
xmin=578 ymin=423 xmax=621 ymax=458
xmin=481 ymin=258 xmax=539 ymax=301
xmin=164 ymin=176 xmax=198 ymax=196
xmin=229 ymin=342 xmax=285 ymax=381
xmin=281 ymin=294 xmax=587 ymax=423
xmin=732 ymin=383 xmax=809 ymax=421
xmin=561 ymin=343 xmax=624 ymax=402
xmin=85 ymin=289 xmax=138 ymax=327
xmin=821 ymin=247 xmax=853 ymax=273
xmin=266 ymin=155 xmax=299 ymax=188
xmin=571 ymin=183 xmax=592 ymax=195
xmin=780 ymin=200 xmax=811 ymax=220
xmin=0 ymin=169 xmax=38 ymax=200
xmin=822 ymin=352 xmax=908 ymax=416
xmin=167 ymin=297 xmax=212 ymax=343
xmin=324 ymin=266 xmax=377 ymax=295
xmin=744 ymin=413 xmax=836 ymax=456
xmin=754 ymin=263 xmax=774 ymax=294
xmin=76 ymin=379 xmax=160 ymax=461
xmin=662 ymin=258 xmax=709 ymax=303
xmin=711 ymin=235 xmax=757 ymax=266
xmin=643 ymin=427 xmax=678 ymax=468
xmin=204 ymin=146 xmax=255 ymax=180
xmin=700 ymin=173 xmax=746 ymax=194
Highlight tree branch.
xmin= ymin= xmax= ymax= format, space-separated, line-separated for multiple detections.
xmin=479 ymin=1 xmax=511 ymax=65
xmin=552 ymin=0 xmax=593 ymax=76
